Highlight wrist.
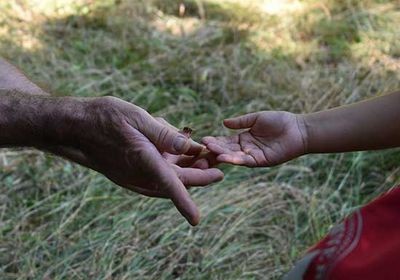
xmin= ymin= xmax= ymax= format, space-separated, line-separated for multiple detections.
xmin=39 ymin=96 xmax=91 ymax=148
xmin=42 ymin=96 xmax=129 ymax=149
xmin=301 ymin=112 xmax=324 ymax=154
xmin=296 ymin=113 xmax=310 ymax=154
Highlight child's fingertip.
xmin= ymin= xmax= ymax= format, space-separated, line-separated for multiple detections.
xmin=201 ymin=136 xmax=213 ymax=144
xmin=216 ymin=154 xmax=230 ymax=163
xmin=207 ymin=143 xmax=225 ymax=154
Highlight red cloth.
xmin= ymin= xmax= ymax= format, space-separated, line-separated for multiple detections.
xmin=287 ymin=187 xmax=400 ymax=280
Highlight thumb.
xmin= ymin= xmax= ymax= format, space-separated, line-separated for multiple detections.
xmin=137 ymin=113 xmax=203 ymax=155
xmin=223 ymin=112 xmax=258 ymax=129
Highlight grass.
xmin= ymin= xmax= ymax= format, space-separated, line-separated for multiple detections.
xmin=0 ymin=0 xmax=400 ymax=279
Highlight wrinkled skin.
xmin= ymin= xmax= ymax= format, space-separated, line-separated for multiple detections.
xmin=202 ymin=111 xmax=307 ymax=167
xmin=45 ymin=96 xmax=223 ymax=226
xmin=0 ymin=58 xmax=223 ymax=226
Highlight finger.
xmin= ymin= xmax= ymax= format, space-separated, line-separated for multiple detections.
xmin=206 ymin=143 xmax=225 ymax=155
xmin=159 ymin=166 xmax=200 ymax=226
xmin=155 ymin=117 xmax=178 ymax=132
xmin=173 ymin=155 xmax=198 ymax=167
xmin=154 ymin=117 xmax=204 ymax=155
xmin=163 ymin=153 xmax=209 ymax=168
xmin=124 ymin=125 xmax=200 ymax=225
xmin=191 ymin=158 xmax=210 ymax=169
xmin=217 ymin=153 xmax=257 ymax=167
xmin=201 ymin=151 xmax=219 ymax=167
xmin=173 ymin=165 xmax=224 ymax=186
xmin=176 ymin=153 xmax=218 ymax=169
xmin=186 ymin=140 xmax=206 ymax=156
xmin=155 ymin=117 xmax=204 ymax=155
xmin=135 ymin=114 xmax=203 ymax=155
xmin=202 ymin=135 xmax=239 ymax=145
xmin=180 ymin=152 xmax=218 ymax=169
xmin=223 ymin=112 xmax=259 ymax=129
xmin=162 ymin=152 xmax=179 ymax=164
xmin=206 ymin=142 xmax=239 ymax=155
xmin=201 ymin=136 xmax=216 ymax=145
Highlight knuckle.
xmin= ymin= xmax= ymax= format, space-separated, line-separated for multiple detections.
xmin=97 ymin=96 xmax=118 ymax=107
xmin=128 ymin=107 xmax=152 ymax=131
xmin=176 ymin=171 xmax=187 ymax=185
xmin=158 ymin=126 xmax=170 ymax=147
xmin=130 ymin=109 xmax=146 ymax=129
xmin=90 ymin=96 xmax=119 ymax=117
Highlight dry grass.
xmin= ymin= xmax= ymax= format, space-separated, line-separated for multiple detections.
xmin=0 ymin=0 xmax=400 ymax=279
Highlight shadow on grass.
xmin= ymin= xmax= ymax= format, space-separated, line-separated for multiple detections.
xmin=1 ymin=0 xmax=398 ymax=113
xmin=28 ymin=0 xmax=259 ymax=112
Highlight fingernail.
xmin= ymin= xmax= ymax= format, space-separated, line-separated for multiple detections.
xmin=174 ymin=136 xmax=188 ymax=153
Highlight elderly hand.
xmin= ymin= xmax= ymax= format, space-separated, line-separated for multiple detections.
xmin=44 ymin=96 xmax=223 ymax=225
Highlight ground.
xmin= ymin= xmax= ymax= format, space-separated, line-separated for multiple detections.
xmin=0 ymin=0 xmax=399 ymax=279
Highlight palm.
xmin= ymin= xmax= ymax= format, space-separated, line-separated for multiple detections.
xmin=202 ymin=111 xmax=306 ymax=167
xmin=104 ymin=131 xmax=175 ymax=198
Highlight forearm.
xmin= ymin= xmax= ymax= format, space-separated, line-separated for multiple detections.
xmin=0 ymin=58 xmax=48 ymax=95
xmin=303 ymin=91 xmax=400 ymax=153
xmin=0 ymin=91 xmax=86 ymax=148
xmin=0 ymin=58 xmax=87 ymax=148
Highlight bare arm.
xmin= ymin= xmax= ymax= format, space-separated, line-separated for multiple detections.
xmin=0 ymin=58 xmax=48 ymax=95
xmin=0 ymin=58 xmax=50 ymax=147
xmin=0 ymin=58 xmax=223 ymax=225
xmin=203 ymin=92 xmax=400 ymax=167
xmin=304 ymin=92 xmax=400 ymax=153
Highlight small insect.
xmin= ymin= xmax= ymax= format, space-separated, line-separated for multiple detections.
xmin=182 ymin=126 xmax=194 ymax=137
xmin=181 ymin=126 xmax=211 ymax=158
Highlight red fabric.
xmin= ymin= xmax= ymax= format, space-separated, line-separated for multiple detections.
xmin=304 ymin=187 xmax=400 ymax=280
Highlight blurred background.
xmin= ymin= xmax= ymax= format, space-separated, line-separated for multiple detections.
xmin=0 ymin=0 xmax=399 ymax=279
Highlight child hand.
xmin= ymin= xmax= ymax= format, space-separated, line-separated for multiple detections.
xmin=202 ymin=111 xmax=307 ymax=167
